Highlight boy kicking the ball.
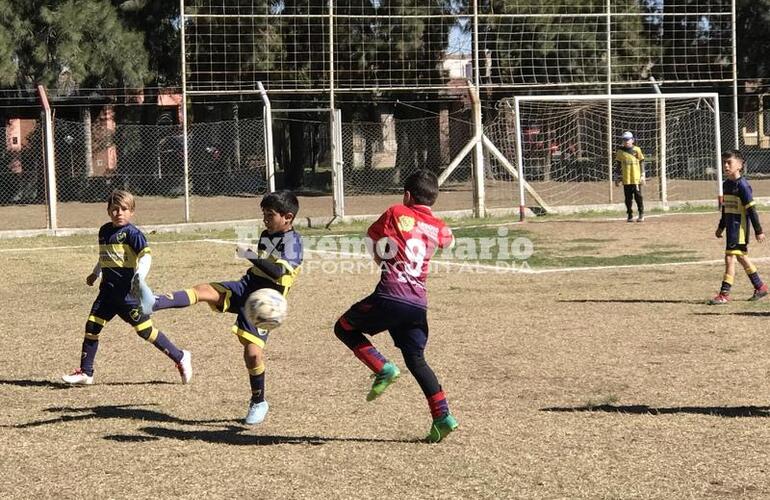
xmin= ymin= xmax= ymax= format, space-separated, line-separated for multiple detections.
xmin=62 ymin=190 xmax=192 ymax=385
xmin=144 ymin=191 xmax=303 ymax=424
xmin=333 ymin=170 xmax=458 ymax=443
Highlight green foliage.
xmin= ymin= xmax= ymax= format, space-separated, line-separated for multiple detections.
xmin=737 ymin=0 xmax=770 ymax=80
xmin=0 ymin=0 xmax=151 ymax=90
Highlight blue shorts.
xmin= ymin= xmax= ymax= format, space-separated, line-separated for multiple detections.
xmin=339 ymin=294 xmax=429 ymax=354
xmin=89 ymin=290 xmax=149 ymax=327
xmin=725 ymin=242 xmax=748 ymax=256
xmin=211 ymin=276 xmax=273 ymax=348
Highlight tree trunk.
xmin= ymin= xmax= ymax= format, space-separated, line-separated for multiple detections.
xmin=287 ymin=120 xmax=305 ymax=189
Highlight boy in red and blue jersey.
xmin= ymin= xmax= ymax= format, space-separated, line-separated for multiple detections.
xmin=148 ymin=191 xmax=303 ymax=425
xmin=709 ymin=150 xmax=767 ymax=304
xmin=62 ymin=190 xmax=192 ymax=385
xmin=334 ymin=170 xmax=458 ymax=443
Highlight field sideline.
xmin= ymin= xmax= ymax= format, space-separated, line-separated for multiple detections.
xmin=3 ymin=211 xmax=770 ymax=498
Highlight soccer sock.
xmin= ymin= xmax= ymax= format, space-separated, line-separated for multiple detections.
xmin=720 ymin=273 xmax=734 ymax=295
xmin=153 ymin=289 xmax=198 ymax=311
xmin=249 ymin=364 xmax=266 ymax=403
xmin=744 ymin=265 xmax=765 ymax=289
xmin=334 ymin=318 xmax=388 ymax=372
xmin=80 ymin=337 xmax=99 ymax=376
xmin=150 ymin=331 xmax=184 ymax=362
xmin=353 ymin=342 xmax=388 ymax=373
xmin=427 ymin=390 xmax=450 ymax=419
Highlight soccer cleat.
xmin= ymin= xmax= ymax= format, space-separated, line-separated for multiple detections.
xmin=62 ymin=368 xmax=94 ymax=385
xmin=637 ymin=215 xmax=645 ymax=222
xmin=626 ymin=215 xmax=634 ymax=223
xmin=131 ymin=274 xmax=156 ymax=316
xmin=426 ymin=414 xmax=459 ymax=443
xmin=244 ymin=400 xmax=269 ymax=425
xmin=749 ymin=284 xmax=769 ymax=302
xmin=176 ymin=350 xmax=192 ymax=384
xmin=367 ymin=362 xmax=401 ymax=402
xmin=707 ymin=293 xmax=730 ymax=305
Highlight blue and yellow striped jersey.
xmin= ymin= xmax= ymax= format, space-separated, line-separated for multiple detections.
xmin=97 ymin=222 xmax=150 ymax=295
xmin=615 ymin=145 xmax=645 ymax=185
xmin=248 ymin=228 xmax=303 ymax=293
xmin=720 ymin=177 xmax=762 ymax=246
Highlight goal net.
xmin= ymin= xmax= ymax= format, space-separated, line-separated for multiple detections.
xmin=489 ymin=93 xmax=723 ymax=211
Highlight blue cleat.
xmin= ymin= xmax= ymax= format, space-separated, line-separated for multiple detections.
xmin=245 ymin=400 xmax=269 ymax=425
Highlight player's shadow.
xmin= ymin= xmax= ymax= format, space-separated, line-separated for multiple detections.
xmin=4 ymin=404 xmax=232 ymax=429
xmin=692 ymin=311 xmax=770 ymax=317
xmin=104 ymin=426 xmax=419 ymax=446
xmin=559 ymin=299 xmax=703 ymax=305
xmin=0 ymin=378 xmax=176 ymax=390
xmin=541 ymin=404 xmax=770 ymax=418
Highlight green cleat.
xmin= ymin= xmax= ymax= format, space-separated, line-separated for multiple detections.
xmin=426 ymin=414 xmax=459 ymax=443
xmin=366 ymin=362 xmax=400 ymax=401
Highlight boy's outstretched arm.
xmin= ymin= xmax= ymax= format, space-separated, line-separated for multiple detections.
xmin=236 ymin=245 xmax=285 ymax=280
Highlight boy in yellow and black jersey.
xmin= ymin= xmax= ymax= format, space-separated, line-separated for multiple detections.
xmin=708 ymin=150 xmax=767 ymax=304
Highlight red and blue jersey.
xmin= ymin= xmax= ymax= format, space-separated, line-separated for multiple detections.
xmin=97 ymin=222 xmax=150 ymax=296
xmin=367 ymin=204 xmax=453 ymax=309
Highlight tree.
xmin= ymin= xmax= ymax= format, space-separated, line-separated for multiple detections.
xmin=116 ymin=0 xmax=180 ymax=86
xmin=736 ymin=0 xmax=770 ymax=82
xmin=0 ymin=0 xmax=152 ymax=90
xmin=481 ymin=0 xmax=655 ymax=87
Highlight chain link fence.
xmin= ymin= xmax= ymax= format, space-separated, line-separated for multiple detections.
xmin=341 ymin=110 xmax=476 ymax=213
xmin=2 ymin=103 xmax=769 ymax=233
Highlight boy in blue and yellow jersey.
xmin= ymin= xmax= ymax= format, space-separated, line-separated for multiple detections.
xmin=62 ymin=190 xmax=192 ymax=385
xmin=709 ymin=150 xmax=767 ymax=304
xmin=614 ymin=131 xmax=646 ymax=222
xmin=150 ymin=191 xmax=303 ymax=425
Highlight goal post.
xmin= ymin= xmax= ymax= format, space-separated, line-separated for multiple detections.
xmin=510 ymin=93 xmax=723 ymax=218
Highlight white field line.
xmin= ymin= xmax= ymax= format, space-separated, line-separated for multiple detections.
xmin=0 ymin=239 xmax=216 ymax=253
xmin=201 ymin=237 xmax=764 ymax=275
xmin=3 ymin=234 xmax=765 ymax=276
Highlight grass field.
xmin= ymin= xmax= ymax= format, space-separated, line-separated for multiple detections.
xmin=4 ymin=211 xmax=770 ymax=498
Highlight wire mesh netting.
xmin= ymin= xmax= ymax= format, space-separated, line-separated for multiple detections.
xmin=494 ymin=96 xmax=723 ymax=209
xmin=1 ymin=117 xmax=48 ymax=230
xmin=182 ymin=1 xmax=734 ymax=93
xmin=4 ymin=104 xmax=770 ymax=232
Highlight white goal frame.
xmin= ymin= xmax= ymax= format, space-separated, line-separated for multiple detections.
xmin=512 ymin=93 xmax=723 ymax=219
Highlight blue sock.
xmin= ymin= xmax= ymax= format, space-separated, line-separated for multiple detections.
xmin=153 ymin=289 xmax=198 ymax=311
xmin=152 ymin=331 xmax=183 ymax=362
xmin=80 ymin=338 xmax=99 ymax=376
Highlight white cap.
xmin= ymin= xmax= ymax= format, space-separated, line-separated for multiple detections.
xmin=621 ymin=131 xmax=634 ymax=141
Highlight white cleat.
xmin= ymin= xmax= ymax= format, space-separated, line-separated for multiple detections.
xmin=245 ymin=400 xmax=269 ymax=425
xmin=176 ymin=350 xmax=192 ymax=384
xmin=62 ymin=368 xmax=94 ymax=385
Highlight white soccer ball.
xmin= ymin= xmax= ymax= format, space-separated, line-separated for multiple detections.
xmin=245 ymin=288 xmax=288 ymax=331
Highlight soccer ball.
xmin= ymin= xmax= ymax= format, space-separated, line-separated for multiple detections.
xmin=244 ymin=288 xmax=288 ymax=331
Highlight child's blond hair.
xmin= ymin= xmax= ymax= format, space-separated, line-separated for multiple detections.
xmin=107 ymin=190 xmax=136 ymax=211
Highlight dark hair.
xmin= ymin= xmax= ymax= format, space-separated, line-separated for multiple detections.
xmin=404 ymin=170 xmax=439 ymax=206
xmin=261 ymin=190 xmax=299 ymax=217
xmin=721 ymin=149 xmax=745 ymax=163
xmin=106 ymin=189 xmax=136 ymax=211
